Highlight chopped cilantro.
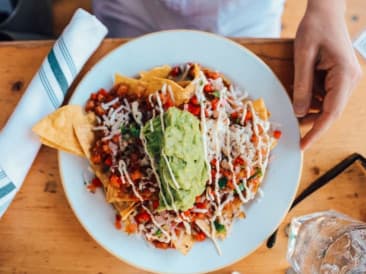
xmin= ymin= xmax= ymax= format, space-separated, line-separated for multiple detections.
xmin=214 ymin=220 xmax=226 ymax=233
xmin=120 ymin=124 xmax=140 ymax=138
xmin=129 ymin=125 xmax=140 ymax=138
xmin=120 ymin=126 xmax=128 ymax=135
xmin=199 ymin=80 xmax=204 ymax=85
xmin=218 ymin=177 xmax=228 ymax=189
xmin=154 ymin=229 xmax=162 ymax=237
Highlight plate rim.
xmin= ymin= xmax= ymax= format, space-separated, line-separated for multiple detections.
xmin=58 ymin=29 xmax=303 ymax=274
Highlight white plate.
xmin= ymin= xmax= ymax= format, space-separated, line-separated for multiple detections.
xmin=59 ymin=30 xmax=302 ymax=274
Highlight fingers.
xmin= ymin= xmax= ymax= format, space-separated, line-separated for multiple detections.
xmin=299 ymin=113 xmax=321 ymax=126
xmin=300 ymin=112 xmax=335 ymax=150
xmin=300 ymin=71 xmax=351 ymax=150
xmin=293 ymin=41 xmax=318 ymax=117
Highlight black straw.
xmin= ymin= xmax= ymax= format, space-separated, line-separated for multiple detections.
xmin=266 ymin=153 xmax=366 ymax=248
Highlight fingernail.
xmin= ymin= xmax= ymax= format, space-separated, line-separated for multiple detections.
xmin=294 ymin=101 xmax=307 ymax=117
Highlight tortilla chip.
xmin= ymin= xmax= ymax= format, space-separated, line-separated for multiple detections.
xmin=114 ymin=74 xmax=148 ymax=97
xmin=113 ymin=201 xmax=136 ymax=220
xmin=195 ymin=219 xmax=212 ymax=236
xmin=73 ymin=123 xmax=95 ymax=159
xmin=271 ymin=138 xmax=278 ymax=150
xmin=140 ymin=65 xmax=171 ymax=79
xmin=33 ymin=105 xmax=89 ymax=156
xmin=39 ymin=137 xmax=83 ymax=156
xmin=182 ymin=64 xmax=200 ymax=101
xmin=143 ymin=76 xmax=193 ymax=106
xmin=253 ymin=98 xmax=269 ymax=121
xmin=105 ymin=184 xmax=137 ymax=202
xmin=176 ymin=80 xmax=191 ymax=88
xmin=116 ymin=65 xmax=201 ymax=106
xmin=172 ymin=234 xmax=194 ymax=255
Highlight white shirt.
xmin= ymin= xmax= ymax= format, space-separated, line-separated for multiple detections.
xmin=93 ymin=0 xmax=286 ymax=38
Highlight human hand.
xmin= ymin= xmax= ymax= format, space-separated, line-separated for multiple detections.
xmin=293 ymin=0 xmax=362 ymax=150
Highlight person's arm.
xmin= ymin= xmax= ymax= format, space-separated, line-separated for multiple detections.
xmin=293 ymin=0 xmax=362 ymax=150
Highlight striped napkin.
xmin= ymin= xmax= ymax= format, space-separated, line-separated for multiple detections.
xmin=0 ymin=9 xmax=107 ymax=217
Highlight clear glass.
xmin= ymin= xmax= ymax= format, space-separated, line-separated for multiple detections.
xmin=287 ymin=210 xmax=366 ymax=274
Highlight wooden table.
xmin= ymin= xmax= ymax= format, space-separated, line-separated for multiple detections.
xmin=0 ymin=38 xmax=365 ymax=274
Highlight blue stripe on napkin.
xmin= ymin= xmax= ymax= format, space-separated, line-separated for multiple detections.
xmin=48 ymin=49 xmax=69 ymax=95
xmin=59 ymin=37 xmax=77 ymax=77
xmin=39 ymin=67 xmax=59 ymax=109
xmin=0 ymin=182 xmax=16 ymax=199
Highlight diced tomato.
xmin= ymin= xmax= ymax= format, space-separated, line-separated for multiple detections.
xmin=91 ymin=153 xmax=101 ymax=164
xmin=195 ymin=202 xmax=206 ymax=209
xmin=231 ymin=112 xmax=239 ymax=120
xmin=175 ymin=228 xmax=182 ymax=237
xmin=95 ymin=105 xmax=105 ymax=116
xmin=114 ymin=220 xmax=122 ymax=230
xmin=153 ymin=241 xmax=170 ymax=249
xmin=85 ymin=100 xmax=95 ymax=112
xmin=245 ymin=111 xmax=252 ymax=121
xmin=152 ymin=200 xmax=159 ymax=210
xmin=211 ymin=158 xmax=217 ymax=166
xmin=189 ymin=95 xmax=199 ymax=105
xmin=163 ymin=96 xmax=174 ymax=109
xmin=114 ymin=214 xmax=122 ymax=230
xmin=251 ymin=134 xmax=258 ymax=143
xmin=273 ymin=130 xmax=282 ymax=139
xmin=205 ymin=71 xmax=220 ymax=80
xmin=125 ymin=223 xmax=137 ymax=234
xmin=112 ymin=134 xmax=120 ymax=144
xmin=110 ymin=174 xmax=122 ymax=187
xmin=233 ymin=156 xmax=245 ymax=166
xmin=203 ymin=84 xmax=213 ymax=93
xmin=91 ymin=177 xmax=102 ymax=187
xmin=98 ymin=88 xmax=108 ymax=96
xmin=104 ymin=157 xmax=112 ymax=166
xmin=211 ymin=169 xmax=217 ymax=181
xmin=91 ymin=93 xmax=98 ymax=100
xmin=194 ymin=213 xmax=205 ymax=220
xmin=183 ymin=210 xmax=192 ymax=218
xmin=222 ymin=169 xmax=232 ymax=179
xmin=211 ymin=98 xmax=219 ymax=110
xmin=188 ymin=104 xmax=201 ymax=116
xmin=102 ymin=144 xmax=111 ymax=154
xmin=193 ymin=232 xmax=206 ymax=242
xmin=130 ymin=170 xmax=143 ymax=181
xmin=169 ymin=66 xmax=181 ymax=77
xmin=135 ymin=211 xmax=151 ymax=224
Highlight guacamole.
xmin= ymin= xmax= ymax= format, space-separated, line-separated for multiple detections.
xmin=143 ymin=107 xmax=209 ymax=211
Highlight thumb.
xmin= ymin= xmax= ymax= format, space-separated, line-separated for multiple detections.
xmin=293 ymin=43 xmax=317 ymax=117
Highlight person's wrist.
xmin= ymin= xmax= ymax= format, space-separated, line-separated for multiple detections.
xmin=307 ymin=0 xmax=346 ymax=16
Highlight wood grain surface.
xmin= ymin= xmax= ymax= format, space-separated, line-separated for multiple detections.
xmin=0 ymin=38 xmax=365 ymax=274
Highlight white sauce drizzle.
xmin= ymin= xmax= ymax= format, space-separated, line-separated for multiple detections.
xmin=162 ymin=153 xmax=181 ymax=189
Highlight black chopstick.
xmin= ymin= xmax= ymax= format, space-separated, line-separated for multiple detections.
xmin=266 ymin=153 xmax=366 ymax=248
